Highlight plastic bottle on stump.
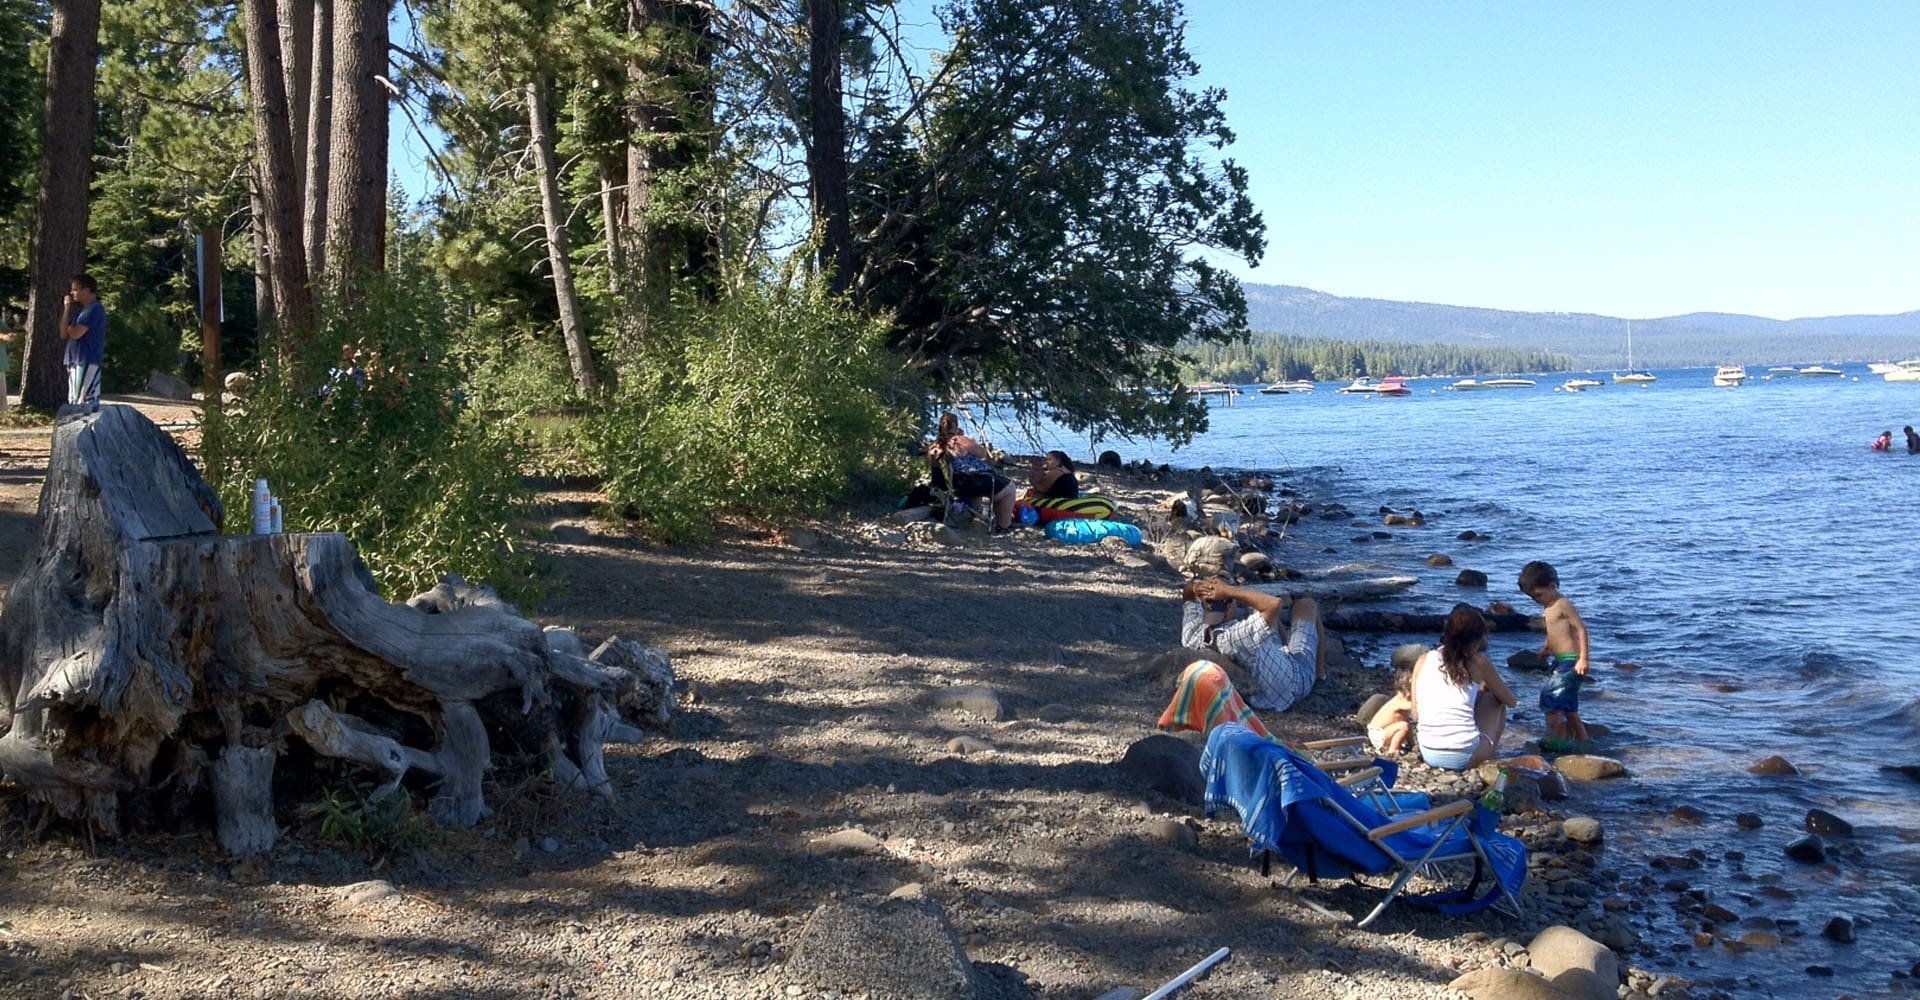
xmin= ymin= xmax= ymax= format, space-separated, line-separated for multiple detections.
xmin=251 ymin=479 xmax=273 ymax=534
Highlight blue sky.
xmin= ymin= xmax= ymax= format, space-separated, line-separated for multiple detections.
xmin=393 ymin=2 xmax=1919 ymax=321
xmin=1182 ymin=2 xmax=1919 ymax=320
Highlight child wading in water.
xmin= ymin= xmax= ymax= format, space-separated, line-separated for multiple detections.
xmin=1520 ymin=560 xmax=1590 ymax=750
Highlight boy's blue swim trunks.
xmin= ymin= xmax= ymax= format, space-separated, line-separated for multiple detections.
xmin=1539 ymin=653 xmax=1583 ymax=714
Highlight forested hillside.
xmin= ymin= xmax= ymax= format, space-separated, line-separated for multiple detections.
xmin=1182 ymin=333 xmax=1569 ymax=383
xmin=1244 ymin=284 xmax=1920 ymax=367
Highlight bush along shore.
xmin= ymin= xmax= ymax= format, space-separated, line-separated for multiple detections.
xmin=2 ymin=431 xmax=1719 ymax=999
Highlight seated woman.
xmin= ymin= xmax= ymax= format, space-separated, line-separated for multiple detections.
xmin=927 ymin=412 xmax=1016 ymax=531
xmin=1410 ymin=604 xmax=1516 ymax=770
xmin=1026 ymin=450 xmax=1079 ymax=500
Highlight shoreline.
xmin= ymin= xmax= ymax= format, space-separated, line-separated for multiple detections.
xmin=1 ymin=409 xmax=1709 ymax=999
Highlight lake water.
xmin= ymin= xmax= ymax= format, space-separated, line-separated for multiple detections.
xmin=989 ymin=366 xmax=1920 ymax=997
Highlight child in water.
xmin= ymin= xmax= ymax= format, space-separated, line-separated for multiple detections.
xmin=1520 ymin=560 xmax=1591 ymax=750
xmin=1365 ymin=643 xmax=1426 ymax=754
xmin=1871 ymin=430 xmax=1893 ymax=452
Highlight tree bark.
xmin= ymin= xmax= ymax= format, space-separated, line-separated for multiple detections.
xmin=806 ymin=0 xmax=851 ymax=295
xmin=619 ymin=0 xmax=717 ymax=344
xmin=0 ymin=406 xmax=675 ymax=851
xmin=18 ymin=0 xmax=103 ymax=410
xmin=323 ymin=0 xmax=388 ymax=289
xmin=278 ymin=0 xmax=313 ymax=201
xmin=303 ymin=0 xmax=333 ymax=282
xmin=598 ymin=159 xmax=625 ymax=303
xmin=527 ymin=78 xmax=599 ymax=396
xmin=243 ymin=0 xmax=315 ymax=350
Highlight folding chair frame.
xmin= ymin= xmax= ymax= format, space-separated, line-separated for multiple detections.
xmin=1271 ymin=795 xmax=1526 ymax=928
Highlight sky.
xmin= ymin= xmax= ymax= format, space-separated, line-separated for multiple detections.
xmin=1179 ymin=1 xmax=1920 ymax=320
xmin=391 ymin=2 xmax=1920 ymax=322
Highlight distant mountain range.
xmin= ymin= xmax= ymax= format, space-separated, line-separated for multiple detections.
xmin=1241 ymin=284 xmax=1920 ymax=367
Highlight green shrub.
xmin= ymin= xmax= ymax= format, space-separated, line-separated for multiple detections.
xmin=584 ymin=278 xmax=903 ymax=540
xmin=202 ymin=270 xmax=537 ymax=603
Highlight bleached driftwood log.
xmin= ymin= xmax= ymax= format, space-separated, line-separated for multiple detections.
xmin=0 ymin=405 xmax=671 ymax=854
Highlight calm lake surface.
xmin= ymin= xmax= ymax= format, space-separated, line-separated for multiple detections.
xmin=991 ymin=365 xmax=1920 ymax=997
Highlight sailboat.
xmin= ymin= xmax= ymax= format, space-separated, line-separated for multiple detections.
xmin=1612 ymin=320 xmax=1656 ymax=384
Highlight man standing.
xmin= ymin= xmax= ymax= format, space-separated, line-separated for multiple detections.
xmin=61 ymin=273 xmax=106 ymax=411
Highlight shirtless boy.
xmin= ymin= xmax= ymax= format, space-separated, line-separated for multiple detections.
xmin=1519 ymin=560 xmax=1590 ymax=748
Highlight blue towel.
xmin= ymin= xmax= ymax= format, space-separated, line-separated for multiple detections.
xmin=1201 ymin=724 xmax=1527 ymax=916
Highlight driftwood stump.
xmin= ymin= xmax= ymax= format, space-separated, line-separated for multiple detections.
xmin=0 ymin=405 xmax=671 ymax=854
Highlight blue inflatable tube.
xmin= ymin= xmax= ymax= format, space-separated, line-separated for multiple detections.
xmin=1044 ymin=518 xmax=1142 ymax=546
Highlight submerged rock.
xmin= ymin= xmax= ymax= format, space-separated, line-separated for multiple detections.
xmin=1456 ymin=569 xmax=1489 ymax=588
xmin=1748 ymin=755 xmax=1799 ymax=776
xmin=1783 ymin=835 xmax=1827 ymax=864
xmin=1804 ymin=808 xmax=1853 ymax=837
xmin=1821 ymin=916 xmax=1857 ymax=943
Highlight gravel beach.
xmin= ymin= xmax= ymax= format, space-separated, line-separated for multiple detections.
xmin=0 ymin=401 xmax=1702 ymax=1000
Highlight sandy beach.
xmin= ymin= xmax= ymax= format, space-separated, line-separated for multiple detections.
xmin=0 ymin=400 xmax=1700 ymax=1000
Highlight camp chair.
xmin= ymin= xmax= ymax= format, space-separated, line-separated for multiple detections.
xmin=1157 ymin=663 xmax=1416 ymax=814
xmin=929 ymin=456 xmax=988 ymax=528
xmin=1201 ymin=722 xmax=1526 ymax=928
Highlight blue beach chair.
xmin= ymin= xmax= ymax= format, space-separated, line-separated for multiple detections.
xmin=1201 ymin=723 xmax=1528 ymax=928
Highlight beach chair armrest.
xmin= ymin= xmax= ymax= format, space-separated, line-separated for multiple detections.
xmin=1335 ymin=767 xmax=1384 ymax=788
xmin=1318 ymin=758 xmax=1377 ymax=773
xmin=1300 ymin=737 xmax=1368 ymax=751
xmin=1366 ymin=798 xmax=1474 ymax=841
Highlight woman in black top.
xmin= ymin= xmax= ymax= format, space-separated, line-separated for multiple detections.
xmin=1028 ymin=450 xmax=1079 ymax=499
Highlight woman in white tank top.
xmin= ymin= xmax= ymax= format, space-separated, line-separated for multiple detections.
xmin=1411 ymin=604 xmax=1517 ymax=770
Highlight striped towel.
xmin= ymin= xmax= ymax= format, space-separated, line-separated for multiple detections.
xmin=1158 ymin=661 xmax=1272 ymax=741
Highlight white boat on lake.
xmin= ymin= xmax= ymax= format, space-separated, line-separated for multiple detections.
xmin=1337 ymin=377 xmax=1378 ymax=394
xmin=1259 ymin=379 xmax=1315 ymax=394
xmin=1882 ymin=361 xmax=1920 ymax=383
xmin=1448 ymin=379 xmax=1490 ymax=391
xmin=1765 ymin=366 xmax=1799 ymax=378
xmin=1612 ymin=320 xmax=1656 ymax=383
xmin=1483 ymin=378 xmax=1536 ymax=389
xmin=1560 ymin=378 xmax=1604 ymax=392
xmin=1798 ymin=366 xmax=1844 ymax=377
xmin=1713 ymin=365 xmax=1747 ymax=386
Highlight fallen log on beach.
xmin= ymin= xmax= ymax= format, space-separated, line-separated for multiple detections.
xmin=1323 ymin=608 xmax=1538 ymax=634
xmin=0 ymin=405 xmax=671 ymax=855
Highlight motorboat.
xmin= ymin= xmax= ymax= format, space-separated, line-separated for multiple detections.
xmin=1883 ymin=361 xmax=1920 ymax=382
xmin=1448 ymin=379 xmax=1489 ymax=391
xmin=1258 ymin=379 xmax=1316 ymax=394
xmin=1713 ymin=365 xmax=1747 ymax=386
xmin=1797 ymin=366 xmax=1844 ymax=377
xmin=1611 ymin=319 xmax=1656 ymax=383
xmin=1765 ymin=366 xmax=1799 ymax=378
xmin=1482 ymin=378 xmax=1536 ymax=389
xmin=1563 ymin=378 xmax=1604 ymax=390
xmin=1337 ymin=377 xmax=1378 ymax=394
xmin=1374 ymin=377 xmax=1413 ymax=397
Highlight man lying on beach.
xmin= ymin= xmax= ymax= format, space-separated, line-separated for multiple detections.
xmin=1179 ymin=576 xmax=1325 ymax=713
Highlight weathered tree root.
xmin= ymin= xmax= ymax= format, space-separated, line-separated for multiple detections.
xmin=0 ymin=405 xmax=672 ymax=855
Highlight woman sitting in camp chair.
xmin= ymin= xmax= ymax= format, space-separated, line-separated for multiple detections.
xmin=927 ymin=412 xmax=1017 ymax=532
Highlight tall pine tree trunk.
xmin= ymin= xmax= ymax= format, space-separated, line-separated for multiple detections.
xmin=278 ymin=0 xmax=313 ymax=200
xmin=598 ymin=159 xmax=625 ymax=304
xmin=19 ymin=0 xmax=103 ymax=410
xmin=527 ymin=78 xmax=599 ymax=396
xmin=302 ymin=0 xmax=333 ymax=282
xmin=244 ymin=0 xmax=315 ymax=349
xmin=619 ymin=0 xmax=718 ymax=349
xmin=323 ymin=0 xmax=387 ymax=290
xmin=807 ymin=0 xmax=851 ymax=295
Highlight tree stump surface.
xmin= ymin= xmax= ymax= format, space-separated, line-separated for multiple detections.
xmin=0 ymin=405 xmax=671 ymax=853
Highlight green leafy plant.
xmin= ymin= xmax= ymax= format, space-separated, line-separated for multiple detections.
xmin=304 ymin=778 xmax=435 ymax=863
xmin=583 ymin=277 xmax=904 ymax=541
xmin=201 ymin=265 xmax=538 ymax=603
